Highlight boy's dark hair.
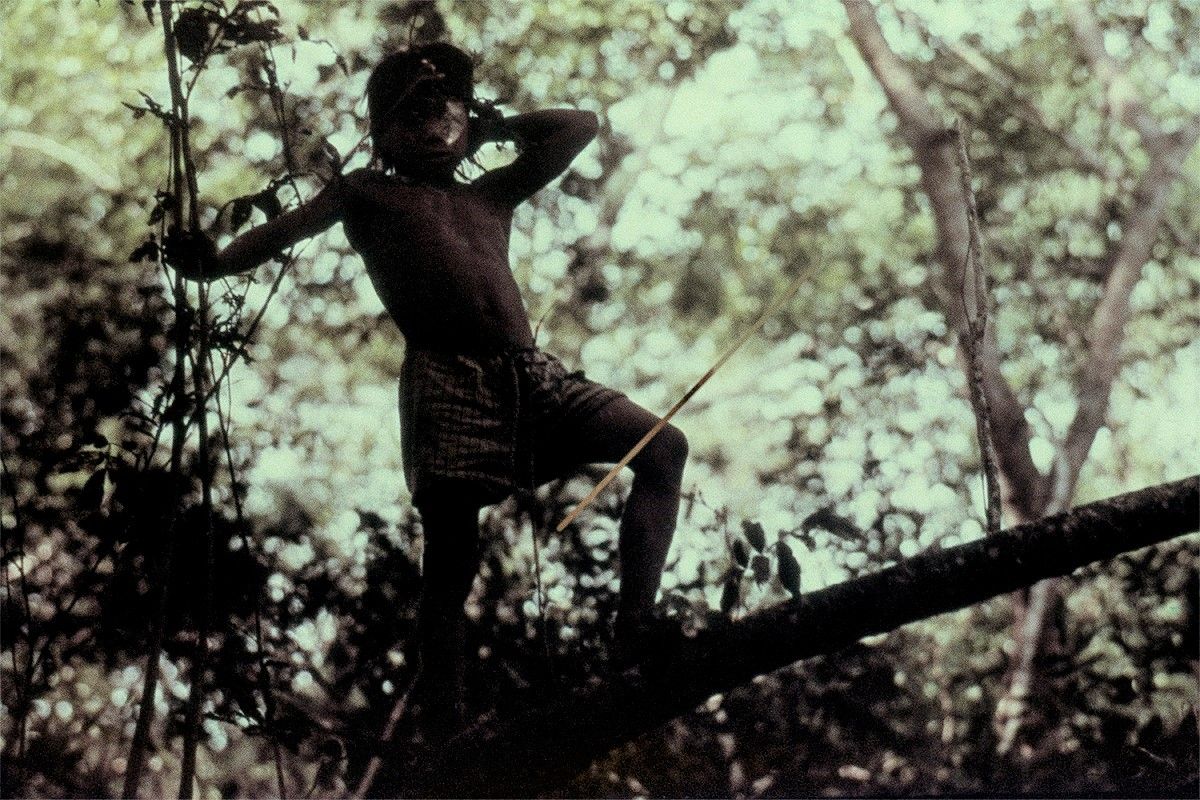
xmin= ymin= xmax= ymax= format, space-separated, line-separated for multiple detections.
xmin=367 ymin=42 xmax=476 ymax=170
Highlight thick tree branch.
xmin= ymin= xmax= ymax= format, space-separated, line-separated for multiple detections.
xmin=842 ymin=0 xmax=1046 ymax=518
xmin=374 ymin=477 xmax=1199 ymax=798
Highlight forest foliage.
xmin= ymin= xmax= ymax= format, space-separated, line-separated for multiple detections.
xmin=2 ymin=0 xmax=1198 ymax=797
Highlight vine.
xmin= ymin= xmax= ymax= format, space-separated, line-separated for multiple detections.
xmin=118 ymin=1 xmax=305 ymax=796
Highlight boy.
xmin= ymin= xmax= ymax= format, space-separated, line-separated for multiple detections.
xmin=168 ymin=42 xmax=687 ymax=732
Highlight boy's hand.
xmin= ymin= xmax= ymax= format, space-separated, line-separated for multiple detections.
xmin=467 ymin=98 xmax=507 ymax=153
xmin=163 ymin=225 xmax=217 ymax=279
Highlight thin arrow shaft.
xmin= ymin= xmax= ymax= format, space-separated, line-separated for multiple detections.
xmin=556 ymin=270 xmax=807 ymax=532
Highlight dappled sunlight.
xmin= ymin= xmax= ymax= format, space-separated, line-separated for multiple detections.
xmin=3 ymin=0 xmax=1198 ymax=797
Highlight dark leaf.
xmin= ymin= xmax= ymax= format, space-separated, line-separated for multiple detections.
xmin=252 ymin=189 xmax=283 ymax=220
xmin=230 ymin=197 xmax=253 ymax=232
xmin=142 ymin=0 xmax=154 ymax=23
xmin=150 ymin=191 xmax=177 ymax=226
xmin=129 ymin=238 xmax=160 ymax=263
xmin=230 ymin=19 xmax=281 ymax=45
xmin=82 ymin=431 xmax=109 ymax=448
xmin=802 ymin=507 xmax=862 ymax=540
xmin=719 ymin=569 xmax=740 ymax=616
xmin=731 ymin=538 xmax=749 ymax=569
xmin=742 ymin=520 xmax=766 ymax=552
xmin=127 ymin=93 xmax=171 ymax=125
xmin=79 ymin=469 xmax=107 ymax=511
xmin=174 ymin=7 xmax=215 ymax=63
xmin=751 ymin=553 xmax=771 ymax=585
xmin=137 ymin=91 xmax=164 ymax=115
xmin=297 ymin=25 xmax=309 ymax=40
xmin=776 ymin=541 xmax=802 ymax=598
xmin=320 ymin=139 xmax=342 ymax=172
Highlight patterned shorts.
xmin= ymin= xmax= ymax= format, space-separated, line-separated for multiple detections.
xmin=399 ymin=347 xmax=624 ymax=507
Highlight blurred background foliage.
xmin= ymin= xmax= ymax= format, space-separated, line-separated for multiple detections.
xmin=2 ymin=0 xmax=1198 ymax=797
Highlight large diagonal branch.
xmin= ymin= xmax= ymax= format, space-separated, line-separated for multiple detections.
xmin=841 ymin=0 xmax=1047 ymax=519
xmin=372 ymin=478 xmax=1199 ymax=798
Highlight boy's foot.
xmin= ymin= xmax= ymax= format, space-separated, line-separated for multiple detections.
xmin=409 ymin=699 xmax=468 ymax=748
xmin=611 ymin=611 xmax=682 ymax=672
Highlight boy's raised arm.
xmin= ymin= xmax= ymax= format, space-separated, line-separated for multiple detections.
xmin=166 ymin=178 xmax=346 ymax=281
xmin=474 ymin=108 xmax=598 ymax=205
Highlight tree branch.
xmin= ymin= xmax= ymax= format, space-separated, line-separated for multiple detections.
xmin=953 ymin=121 xmax=1003 ymax=536
xmin=1053 ymin=0 xmax=1200 ymax=506
xmin=841 ymin=0 xmax=1047 ymax=518
xmin=373 ymin=477 xmax=1199 ymax=798
xmin=1061 ymin=0 xmax=1168 ymax=146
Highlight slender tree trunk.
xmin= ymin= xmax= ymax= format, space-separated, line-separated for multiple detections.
xmin=121 ymin=6 xmax=193 ymax=793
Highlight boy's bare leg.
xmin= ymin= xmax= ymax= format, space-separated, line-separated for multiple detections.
xmin=544 ymin=397 xmax=688 ymax=627
xmin=415 ymin=491 xmax=483 ymax=737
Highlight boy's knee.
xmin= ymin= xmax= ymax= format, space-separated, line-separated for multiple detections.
xmin=635 ymin=424 xmax=688 ymax=482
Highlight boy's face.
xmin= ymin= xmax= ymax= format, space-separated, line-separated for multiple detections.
xmin=380 ymin=79 xmax=469 ymax=176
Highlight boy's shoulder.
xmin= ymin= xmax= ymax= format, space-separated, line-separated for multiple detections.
xmin=335 ymin=167 xmax=405 ymax=209
xmin=340 ymin=166 xmax=385 ymax=189
xmin=338 ymin=167 xmax=481 ymax=195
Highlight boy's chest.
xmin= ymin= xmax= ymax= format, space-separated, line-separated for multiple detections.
xmin=350 ymin=181 xmax=511 ymax=253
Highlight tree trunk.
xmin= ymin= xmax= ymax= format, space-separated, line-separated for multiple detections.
xmin=371 ymin=477 xmax=1198 ymax=798
xmin=841 ymin=0 xmax=1200 ymax=753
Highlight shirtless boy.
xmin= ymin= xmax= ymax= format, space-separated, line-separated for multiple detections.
xmin=168 ymin=42 xmax=687 ymax=731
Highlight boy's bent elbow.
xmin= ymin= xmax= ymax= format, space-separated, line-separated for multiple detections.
xmin=570 ymin=109 xmax=599 ymax=142
xmin=575 ymin=109 xmax=599 ymax=133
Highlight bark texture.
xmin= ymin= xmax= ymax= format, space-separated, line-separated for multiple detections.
xmin=373 ymin=477 xmax=1198 ymax=798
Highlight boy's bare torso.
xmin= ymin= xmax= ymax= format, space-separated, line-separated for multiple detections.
xmin=343 ymin=171 xmax=535 ymax=353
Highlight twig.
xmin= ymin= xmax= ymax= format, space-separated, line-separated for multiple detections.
xmin=952 ymin=120 xmax=1002 ymax=538
xmin=350 ymin=674 xmax=419 ymax=800
xmin=177 ymin=323 xmax=217 ymax=799
xmin=122 ymin=7 xmax=195 ymax=795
